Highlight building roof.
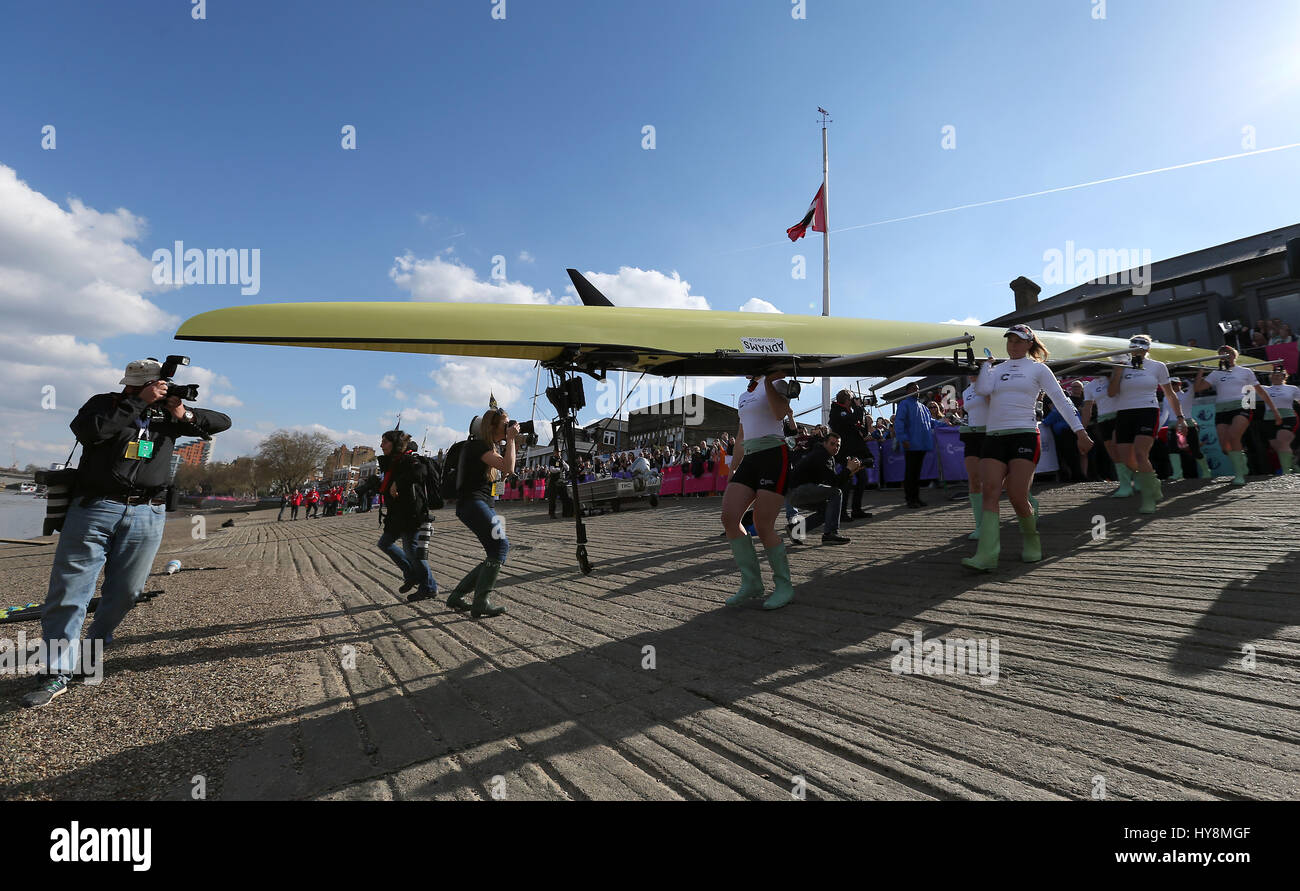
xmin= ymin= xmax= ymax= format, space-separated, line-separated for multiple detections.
xmin=990 ymin=223 xmax=1300 ymax=324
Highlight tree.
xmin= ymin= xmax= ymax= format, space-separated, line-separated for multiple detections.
xmin=256 ymin=430 xmax=336 ymax=494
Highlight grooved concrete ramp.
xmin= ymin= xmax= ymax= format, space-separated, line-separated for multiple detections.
xmin=2 ymin=478 xmax=1297 ymax=800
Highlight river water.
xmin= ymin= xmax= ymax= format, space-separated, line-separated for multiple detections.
xmin=0 ymin=491 xmax=50 ymax=540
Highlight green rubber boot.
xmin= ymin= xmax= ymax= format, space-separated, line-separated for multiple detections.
xmin=761 ymin=544 xmax=796 ymax=611
xmin=446 ymin=561 xmax=483 ymax=611
xmin=1028 ymin=491 xmax=1040 ymax=522
xmin=1169 ymin=456 xmax=1184 ymax=480
xmin=1018 ymin=514 xmax=1042 ymax=563
xmin=726 ymin=536 xmax=766 ymax=606
xmin=1111 ymin=464 xmax=1134 ymax=497
xmin=1196 ymin=457 xmax=1212 ymax=479
xmin=968 ymin=492 xmax=983 ymax=540
xmin=1279 ymin=451 xmax=1295 ymax=474
xmin=1228 ymin=451 xmax=1248 ymax=486
xmin=961 ymin=511 xmax=1001 ymax=572
xmin=470 ymin=560 xmax=506 ymax=618
xmin=1136 ymin=470 xmax=1158 ymax=514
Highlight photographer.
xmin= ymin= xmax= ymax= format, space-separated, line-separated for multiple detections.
xmin=377 ymin=430 xmax=439 ymax=602
xmin=829 ymin=389 xmax=872 ymax=522
xmin=545 ymin=448 xmax=570 ymax=519
xmin=21 ymin=358 xmax=231 ymax=708
xmin=786 ymin=432 xmax=855 ymax=546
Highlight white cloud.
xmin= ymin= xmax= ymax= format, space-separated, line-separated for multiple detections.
xmin=210 ymin=394 xmax=243 ymax=408
xmin=0 ymin=164 xmax=176 ymax=340
xmin=944 ymin=316 xmax=983 ymax=326
xmin=518 ymin=250 xmax=535 ymax=264
xmin=739 ymin=297 xmax=781 ymax=313
xmin=378 ymin=374 xmax=397 ymax=390
xmin=389 ymin=253 xmax=555 ymax=305
xmin=394 ymin=389 xmax=408 ymax=401
xmin=573 ymin=267 xmax=710 ymax=310
xmin=428 ymin=356 xmax=532 ymax=409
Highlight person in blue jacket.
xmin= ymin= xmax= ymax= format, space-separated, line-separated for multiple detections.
xmin=894 ymin=383 xmax=935 ymax=508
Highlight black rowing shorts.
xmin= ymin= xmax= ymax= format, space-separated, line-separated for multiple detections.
xmin=728 ymin=444 xmax=789 ymax=495
xmin=1115 ymin=408 xmax=1159 ymax=444
xmin=980 ymin=432 xmax=1041 ymax=465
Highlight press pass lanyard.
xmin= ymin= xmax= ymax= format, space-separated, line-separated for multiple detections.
xmin=126 ymin=415 xmax=154 ymax=460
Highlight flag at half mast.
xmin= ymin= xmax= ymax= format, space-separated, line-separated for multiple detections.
xmin=786 ymin=184 xmax=827 ymax=241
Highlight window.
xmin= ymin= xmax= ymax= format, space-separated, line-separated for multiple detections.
xmin=603 ymin=431 xmax=616 ymax=446
xmin=1090 ymin=296 xmax=1123 ymax=318
xmin=1174 ymin=280 xmax=1204 ymax=299
xmin=1146 ymin=319 xmax=1176 ymax=344
xmin=1041 ymin=313 xmax=1065 ymax=331
xmin=1265 ymin=293 xmax=1300 ymax=330
xmin=1175 ymin=314 xmax=1211 ymax=349
xmin=1202 ymin=274 xmax=1232 ymax=297
xmin=1122 ymin=292 xmax=1146 ymax=312
xmin=1145 ymin=287 xmax=1172 ymax=304
xmin=1065 ymin=308 xmax=1086 ymax=329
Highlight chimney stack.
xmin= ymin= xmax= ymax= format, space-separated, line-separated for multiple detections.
xmin=1010 ymin=276 xmax=1042 ymax=313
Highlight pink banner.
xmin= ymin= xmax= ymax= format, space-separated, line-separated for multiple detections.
xmin=1266 ymin=342 xmax=1298 ymax=375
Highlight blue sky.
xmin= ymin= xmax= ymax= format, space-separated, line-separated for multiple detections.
xmin=2 ymin=0 xmax=1298 ymax=467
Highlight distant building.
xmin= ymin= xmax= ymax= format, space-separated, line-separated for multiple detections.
xmin=627 ymin=397 xmax=740 ymax=449
xmin=174 ymin=439 xmax=212 ymax=467
xmin=990 ymin=224 xmax=1300 ymax=351
xmin=323 ymin=444 xmax=377 ymax=478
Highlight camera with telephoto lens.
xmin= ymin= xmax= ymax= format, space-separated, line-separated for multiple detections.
xmin=515 ymin=420 xmax=539 ymax=447
xmin=144 ymin=355 xmax=201 ymax=421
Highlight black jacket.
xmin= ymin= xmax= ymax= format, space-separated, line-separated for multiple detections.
xmin=829 ymin=403 xmax=869 ymax=459
xmin=382 ymin=451 xmax=431 ymax=532
xmin=789 ymin=443 xmax=848 ymax=490
xmin=71 ymin=393 xmax=231 ymax=498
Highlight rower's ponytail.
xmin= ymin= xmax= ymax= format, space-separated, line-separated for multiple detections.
xmin=1028 ymin=337 xmax=1050 ymax=362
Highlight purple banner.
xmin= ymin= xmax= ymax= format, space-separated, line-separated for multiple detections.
xmin=936 ymin=426 xmax=968 ymax=482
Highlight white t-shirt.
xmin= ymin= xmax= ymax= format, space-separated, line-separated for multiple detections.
xmin=737 ymin=384 xmax=784 ymax=439
xmin=1202 ymin=366 xmax=1259 ymax=408
xmin=961 ymin=384 xmax=989 ymax=428
xmin=1083 ymin=377 xmax=1118 ymax=420
xmin=1112 ymin=357 xmax=1171 ymax=412
xmin=975 ymin=358 xmax=1083 ymax=434
xmin=1263 ymin=384 xmax=1300 ymax=417
xmin=1175 ymin=384 xmax=1197 ymax=417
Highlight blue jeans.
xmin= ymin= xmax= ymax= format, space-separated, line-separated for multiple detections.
xmin=456 ymin=497 xmax=510 ymax=563
xmin=40 ymin=497 xmax=168 ymax=675
xmin=787 ymin=483 xmax=842 ymax=535
xmin=378 ymin=528 xmax=437 ymax=594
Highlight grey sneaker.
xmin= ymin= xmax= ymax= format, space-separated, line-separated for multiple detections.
xmin=21 ymin=674 xmax=70 ymax=708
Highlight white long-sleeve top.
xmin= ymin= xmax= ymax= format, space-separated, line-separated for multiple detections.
xmin=961 ymin=384 xmax=989 ymax=429
xmin=1263 ymin=384 xmax=1300 ymax=418
xmin=1083 ymin=377 xmax=1118 ymax=419
xmin=976 ymin=358 xmax=1083 ymax=434
xmin=1112 ymin=357 xmax=1172 ymax=411
xmin=1202 ymin=366 xmax=1259 ymax=409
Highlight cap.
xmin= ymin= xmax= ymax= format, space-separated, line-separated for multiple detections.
xmin=1004 ymin=324 xmax=1035 ymax=342
xmin=1128 ymin=335 xmax=1152 ymax=350
xmin=119 ymin=359 xmax=163 ymax=387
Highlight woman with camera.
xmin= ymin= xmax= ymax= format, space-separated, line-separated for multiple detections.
xmin=445 ymin=409 xmax=515 ymax=618
xmin=377 ymin=430 xmax=439 ymax=602
xmin=1194 ymin=346 xmax=1281 ymax=485
xmin=721 ymin=373 xmax=796 ymax=610
xmin=963 ymin=326 xmax=1092 ymax=572
xmin=1107 ymin=335 xmax=1186 ymax=514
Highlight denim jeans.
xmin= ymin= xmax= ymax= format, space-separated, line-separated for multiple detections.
xmin=39 ymin=497 xmax=168 ymax=675
xmin=787 ymin=483 xmax=842 ymax=535
xmin=456 ymin=496 xmax=510 ymax=563
xmin=378 ymin=529 xmax=437 ymax=594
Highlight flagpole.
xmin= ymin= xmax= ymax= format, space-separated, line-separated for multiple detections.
xmin=819 ymin=108 xmax=831 ymax=427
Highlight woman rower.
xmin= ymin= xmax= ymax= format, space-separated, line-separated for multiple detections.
xmin=721 ymin=372 xmax=796 ymax=610
xmin=1107 ymin=335 xmax=1187 ymax=513
xmin=959 ymin=374 xmax=988 ymax=539
xmin=1193 ymin=346 xmax=1281 ymax=485
xmin=963 ymin=325 xmax=1092 ymax=571
xmin=1261 ymin=365 xmax=1300 ymax=474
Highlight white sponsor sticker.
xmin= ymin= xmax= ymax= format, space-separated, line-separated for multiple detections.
xmin=741 ymin=337 xmax=787 ymax=354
